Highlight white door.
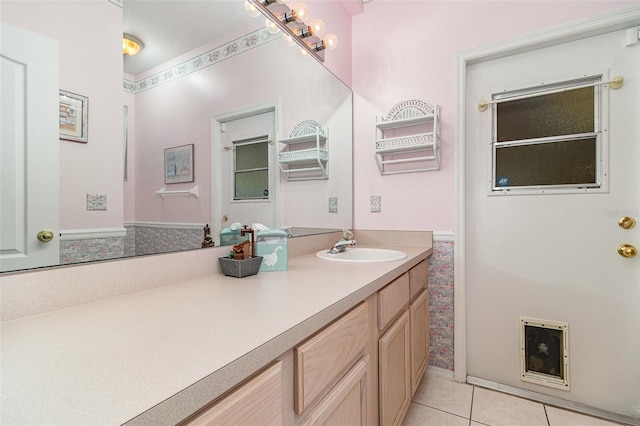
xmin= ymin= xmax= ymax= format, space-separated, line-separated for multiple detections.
xmin=465 ymin=28 xmax=639 ymax=417
xmin=0 ymin=22 xmax=59 ymax=272
xmin=215 ymin=110 xmax=277 ymax=240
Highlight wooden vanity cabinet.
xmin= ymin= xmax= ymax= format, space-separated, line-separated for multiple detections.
xmin=184 ymin=361 xmax=283 ymax=426
xmin=378 ymin=260 xmax=430 ymax=426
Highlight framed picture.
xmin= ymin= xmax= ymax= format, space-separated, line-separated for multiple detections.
xmin=164 ymin=144 xmax=194 ymax=184
xmin=59 ymin=90 xmax=88 ymax=143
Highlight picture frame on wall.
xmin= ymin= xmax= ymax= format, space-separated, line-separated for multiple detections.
xmin=59 ymin=90 xmax=88 ymax=143
xmin=164 ymin=144 xmax=194 ymax=184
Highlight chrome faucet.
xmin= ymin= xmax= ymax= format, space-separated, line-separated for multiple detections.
xmin=327 ymin=238 xmax=357 ymax=254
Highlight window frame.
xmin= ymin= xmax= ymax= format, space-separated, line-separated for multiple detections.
xmin=488 ymin=74 xmax=610 ymax=196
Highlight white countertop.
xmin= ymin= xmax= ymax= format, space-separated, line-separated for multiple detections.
xmin=1 ymin=244 xmax=430 ymax=425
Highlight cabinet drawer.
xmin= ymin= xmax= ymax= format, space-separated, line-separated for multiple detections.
xmin=295 ymin=301 xmax=370 ymax=415
xmin=409 ymin=260 xmax=428 ymax=298
xmin=378 ymin=273 xmax=410 ymax=330
xmin=185 ymin=361 xmax=282 ymax=425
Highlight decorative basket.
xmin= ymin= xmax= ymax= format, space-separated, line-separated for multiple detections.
xmin=218 ymin=256 xmax=263 ymax=278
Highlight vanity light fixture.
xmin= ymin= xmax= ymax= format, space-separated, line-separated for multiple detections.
xmin=123 ymin=33 xmax=144 ymax=56
xmin=247 ymin=0 xmax=337 ymax=63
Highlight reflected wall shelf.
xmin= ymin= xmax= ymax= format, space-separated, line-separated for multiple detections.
xmin=278 ymin=119 xmax=329 ymax=181
xmin=375 ymin=100 xmax=440 ymax=175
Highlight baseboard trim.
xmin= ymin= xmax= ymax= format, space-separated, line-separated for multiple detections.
xmin=466 ymin=376 xmax=640 ymax=426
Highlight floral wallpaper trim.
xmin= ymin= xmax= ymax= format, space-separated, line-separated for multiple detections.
xmin=123 ymin=28 xmax=279 ymax=94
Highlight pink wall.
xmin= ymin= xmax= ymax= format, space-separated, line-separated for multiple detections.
xmin=2 ymin=1 xmax=124 ymax=231
xmin=351 ymin=1 xmax=637 ymax=233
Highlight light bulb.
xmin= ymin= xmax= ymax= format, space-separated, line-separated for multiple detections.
xmin=292 ymin=3 xmax=309 ymax=23
xmin=265 ymin=18 xmax=280 ymax=34
xmin=324 ymin=33 xmax=338 ymax=50
xmin=309 ymin=18 xmax=325 ymax=37
xmin=244 ymin=0 xmax=261 ymax=17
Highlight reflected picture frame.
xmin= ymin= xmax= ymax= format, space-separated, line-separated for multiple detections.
xmin=59 ymin=90 xmax=88 ymax=143
xmin=164 ymin=143 xmax=194 ymax=184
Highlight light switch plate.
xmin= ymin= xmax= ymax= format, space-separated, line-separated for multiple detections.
xmin=370 ymin=195 xmax=381 ymax=212
xmin=87 ymin=193 xmax=107 ymax=211
xmin=329 ymin=197 xmax=338 ymax=213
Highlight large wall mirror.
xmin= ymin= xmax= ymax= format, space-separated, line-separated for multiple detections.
xmin=0 ymin=0 xmax=352 ymax=273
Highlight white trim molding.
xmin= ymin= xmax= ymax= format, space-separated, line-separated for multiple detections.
xmin=124 ymin=221 xmax=205 ymax=230
xmin=454 ymin=6 xmax=640 ymax=384
xmin=433 ymin=231 xmax=454 ymax=242
xmin=60 ymin=227 xmax=127 ymax=241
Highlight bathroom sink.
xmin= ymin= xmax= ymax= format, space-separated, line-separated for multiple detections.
xmin=316 ymin=248 xmax=407 ymax=263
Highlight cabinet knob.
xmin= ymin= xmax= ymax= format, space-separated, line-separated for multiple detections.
xmin=618 ymin=216 xmax=636 ymax=230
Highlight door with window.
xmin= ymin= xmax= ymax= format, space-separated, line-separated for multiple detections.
xmin=465 ymin=28 xmax=639 ymax=417
xmin=219 ymin=110 xmax=277 ymax=236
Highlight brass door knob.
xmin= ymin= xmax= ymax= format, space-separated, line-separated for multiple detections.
xmin=37 ymin=230 xmax=54 ymax=243
xmin=618 ymin=217 xmax=636 ymax=230
xmin=617 ymin=243 xmax=637 ymax=258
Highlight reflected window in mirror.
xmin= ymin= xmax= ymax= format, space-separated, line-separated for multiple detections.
xmin=234 ymin=136 xmax=270 ymax=200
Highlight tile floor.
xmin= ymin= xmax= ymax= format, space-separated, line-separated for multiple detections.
xmin=403 ymin=371 xmax=624 ymax=426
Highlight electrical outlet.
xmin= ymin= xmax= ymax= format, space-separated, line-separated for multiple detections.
xmin=87 ymin=193 xmax=107 ymax=211
xmin=329 ymin=197 xmax=338 ymax=213
xmin=370 ymin=195 xmax=381 ymax=213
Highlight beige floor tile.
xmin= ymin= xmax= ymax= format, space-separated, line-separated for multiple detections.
xmin=412 ymin=373 xmax=474 ymax=418
xmin=546 ymin=406 xmax=622 ymax=426
xmin=403 ymin=402 xmax=470 ymax=426
xmin=471 ymin=387 xmax=548 ymax=426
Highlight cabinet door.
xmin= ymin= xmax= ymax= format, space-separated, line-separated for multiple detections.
xmin=185 ymin=362 xmax=282 ymax=426
xmin=299 ymin=356 xmax=369 ymax=426
xmin=379 ymin=310 xmax=411 ymax=426
xmin=409 ymin=288 xmax=429 ymax=395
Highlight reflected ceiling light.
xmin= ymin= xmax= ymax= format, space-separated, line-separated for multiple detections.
xmin=244 ymin=0 xmax=261 ymax=17
xmin=123 ymin=33 xmax=144 ymax=56
xmin=265 ymin=18 xmax=281 ymax=34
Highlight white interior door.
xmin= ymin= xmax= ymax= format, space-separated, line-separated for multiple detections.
xmin=465 ymin=28 xmax=639 ymax=417
xmin=0 ymin=22 xmax=59 ymax=272
xmin=215 ymin=110 xmax=277 ymax=239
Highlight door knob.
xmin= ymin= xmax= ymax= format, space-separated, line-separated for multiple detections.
xmin=618 ymin=217 xmax=636 ymax=230
xmin=617 ymin=243 xmax=637 ymax=258
xmin=37 ymin=230 xmax=54 ymax=243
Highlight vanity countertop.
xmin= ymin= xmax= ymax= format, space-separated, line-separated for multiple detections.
xmin=0 ymin=242 xmax=431 ymax=425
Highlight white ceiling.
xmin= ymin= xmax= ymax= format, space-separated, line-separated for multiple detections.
xmin=123 ymin=0 xmax=260 ymax=76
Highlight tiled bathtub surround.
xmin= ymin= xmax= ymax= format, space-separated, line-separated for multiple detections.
xmin=428 ymin=238 xmax=454 ymax=371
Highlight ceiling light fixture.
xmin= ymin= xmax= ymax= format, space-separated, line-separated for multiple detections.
xmin=248 ymin=0 xmax=337 ymax=63
xmin=123 ymin=33 xmax=144 ymax=56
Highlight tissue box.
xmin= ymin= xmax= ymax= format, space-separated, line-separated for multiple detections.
xmin=256 ymin=229 xmax=288 ymax=271
xmin=220 ymin=227 xmax=243 ymax=246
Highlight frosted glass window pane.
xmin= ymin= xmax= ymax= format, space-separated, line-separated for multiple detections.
xmin=497 ymin=87 xmax=594 ymax=142
xmin=235 ymin=170 xmax=268 ymax=198
xmin=495 ymin=138 xmax=596 ymax=187
xmin=236 ymin=143 xmax=268 ymax=170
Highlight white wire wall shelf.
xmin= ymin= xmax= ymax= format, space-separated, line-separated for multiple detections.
xmin=278 ymin=119 xmax=329 ymax=181
xmin=375 ymin=100 xmax=440 ymax=175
